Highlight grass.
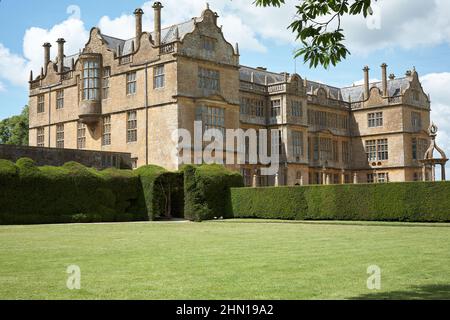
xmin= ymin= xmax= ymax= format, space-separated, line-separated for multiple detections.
xmin=0 ymin=220 xmax=449 ymax=300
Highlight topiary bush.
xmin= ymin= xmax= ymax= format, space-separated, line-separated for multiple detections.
xmin=135 ymin=165 xmax=184 ymax=220
xmin=183 ymin=164 xmax=244 ymax=221
xmin=0 ymin=159 xmax=145 ymax=225
xmin=230 ymin=182 xmax=450 ymax=222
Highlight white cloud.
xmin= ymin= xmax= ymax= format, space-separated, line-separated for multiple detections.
xmin=0 ymin=81 xmax=5 ymax=92
xmin=98 ymin=14 xmax=135 ymax=40
xmin=23 ymin=17 xmax=89 ymax=79
xmin=97 ymin=1 xmax=269 ymax=52
xmin=353 ymin=78 xmax=381 ymax=86
xmin=0 ymin=43 xmax=28 ymax=86
xmin=0 ymin=6 xmax=88 ymax=88
xmin=220 ymin=15 xmax=267 ymax=53
xmin=342 ymin=0 xmax=450 ymax=54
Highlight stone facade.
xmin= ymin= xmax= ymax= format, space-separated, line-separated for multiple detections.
xmin=28 ymin=3 xmax=434 ymax=185
xmin=0 ymin=144 xmax=131 ymax=170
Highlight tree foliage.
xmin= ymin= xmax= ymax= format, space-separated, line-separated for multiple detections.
xmin=0 ymin=105 xmax=29 ymax=146
xmin=254 ymin=0 xmax=374 ymax=68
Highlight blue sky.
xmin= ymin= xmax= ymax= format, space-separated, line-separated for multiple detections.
xmin=1 ymin=0 xmax=450 ymax=168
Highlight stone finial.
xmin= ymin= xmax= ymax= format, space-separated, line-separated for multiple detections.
xmin=389 ymin=73 xmax=395 ymax=80
xmin=71 ymin=58 xmax=75 ymax=70
xmin=116 ymin=44 xmax=121 ymax=56
xmin=235 ymin=42 xmax=239 ymax=56
xmin=206 ymin=3 xmax=210 ymax=10
xmin=174 ymin=26 xmax=180 ymax=41
xmin=131 ymin=40 xmax=135 ymax=52
xmin=29 ymin=70 xmax=33 ymax=82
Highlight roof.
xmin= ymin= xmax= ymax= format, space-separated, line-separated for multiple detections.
xmin=340 ymin=77 xmax=410 ymax=102
xmin=101 ymin=18 xmax=196 ymax=56
xmin=239 ymin=66 xmax=284 ymax=85
xmin=305 ymin=80 xmax=342 ymax=100
xmin=59 ymin=16 xmax=197 ymax=68
xmin=239 ymin=64 xmax=412 ymax=102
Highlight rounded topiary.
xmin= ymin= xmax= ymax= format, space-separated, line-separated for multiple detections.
xmin=0 ymin=159 xmax=19 ymax=178
xmin=16 ymin=157 xmax=41 ymax=177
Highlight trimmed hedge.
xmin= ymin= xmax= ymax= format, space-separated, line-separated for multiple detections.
xmin=183 ymin=164 xmax=244 ymax=221
xmin=136 ymin=165 xmax=184 ymax=220
xmin=0 ymin=160 xmax=243 ymax=224
xmin=230 ymin=182 xmax=450 ymax=222
xmin=0 ymin=158 xmax=145 ymax=225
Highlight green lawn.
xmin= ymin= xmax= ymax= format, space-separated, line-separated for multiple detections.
xmin=0 ymin=220 xmax=449 ymax=300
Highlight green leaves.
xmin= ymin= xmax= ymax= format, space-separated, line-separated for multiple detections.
xmin=0 ymin=105 xmax=29 ymax=145
xmin=254 ymin=0 xmax=286 ymax=7
xmin=254 ymin=0 xmax=374 ymax=69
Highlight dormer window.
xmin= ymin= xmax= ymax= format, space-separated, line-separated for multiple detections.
xmin=82 ymin=60 xmax=100 ymax=100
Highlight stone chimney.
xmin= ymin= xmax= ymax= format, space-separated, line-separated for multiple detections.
xmin=152 ymin=2 xmax=163 ymax=47
xmin=134 ymin=8 xmax=144 ymax=41
xmin=56 ymin=38 xmax=66 ymax=74
xmin=381 ymin=63 xmax=388 ymax=97
xmin=43 ymin=43 xmax=52 ymax=67
xmin=363 ymin=66 xmax=370 ymax=100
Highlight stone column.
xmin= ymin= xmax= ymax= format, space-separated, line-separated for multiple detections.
xmin=134 ymin=8 xmax=144 ymax=42
xmin=363 ymin=66 xmax=370 ymax=100
xmin=353 ymin=173 xmax=358 ymax=184
xmin=152 ymin=2 xmax=163 ymax=47
xmin=252 ymin=174 xmax=258 ymax=188
xmin=274 ymin=174 xmax=279 ymax=187
xmin=56 ymin=38 xmax=66 ymax=74
xmin=300 ymin=175 xmax=304 ymax=186
xmin=381 ymin=63 xmax=388 ymax=97
xmin=432 ymin=165 xmax=436 ymax=182
xmin=442 ymin=164 xmax=446 ymax=181
xmin=326 ymin=174 xmax=330 ymax=185
xmin=43 ymin=43 xmax=51 ymax=68
xmin=422 ymin=164 xmax=427 ymax=181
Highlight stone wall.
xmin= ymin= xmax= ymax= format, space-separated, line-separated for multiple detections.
xmin=0 ymin=144 xmax=132 ymax=170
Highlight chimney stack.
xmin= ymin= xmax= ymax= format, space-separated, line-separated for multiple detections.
xmin=134 ymin=8 xmax=144 ymax=42
xmin=381 ymin=63 xmax=388 ymax=97
xmin=152 ymin=2 xmax=163 ymax=47
xmin=56 ymin=38 xmax=66 ymax=74
xmin=363 ymin=66 xmax=370 ymax=100
xmin=43 ymin=43 xmax=52 ymax=68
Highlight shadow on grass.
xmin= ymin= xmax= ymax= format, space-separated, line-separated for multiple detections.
xmin=350 ymin=284 xmax=450 ymax=300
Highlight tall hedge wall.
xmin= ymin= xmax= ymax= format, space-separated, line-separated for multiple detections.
xmin=183 ymin=164 xmax=244 ymax=221
xmin=0 ymin=158 xmax=145 ymax=224
xmin=230 ymin=182 xmax=450 ymax=222
xmin=136 ymin=165 xmax=184 ymax=220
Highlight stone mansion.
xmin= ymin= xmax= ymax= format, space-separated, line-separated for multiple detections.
xmin=28 ymin=2 xmax=433 ymax=186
